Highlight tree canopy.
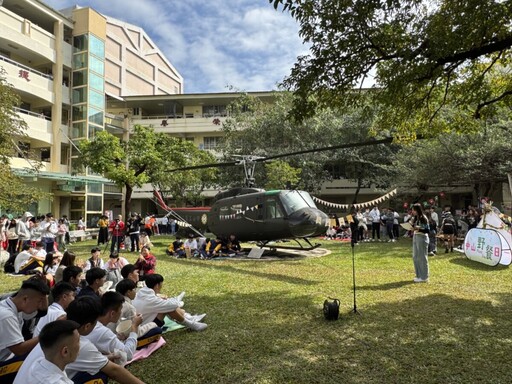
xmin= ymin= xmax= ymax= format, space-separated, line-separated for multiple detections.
xmin=391 ymin=113 xmax=512 ymax=201
xmin=270 ymin=0 xmax=512 ymax=136
xmin=77 ymin=125 xmax=217 ymax=215
xmin=221 ymin=92 xmax=398 ymax=201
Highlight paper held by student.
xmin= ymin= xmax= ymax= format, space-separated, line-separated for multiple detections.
xmin=400 ymin=222 xmax=413 ymax=231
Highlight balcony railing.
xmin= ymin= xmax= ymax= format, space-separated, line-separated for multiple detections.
xmin=14 ymin=106 xmax=50 ymax=120
xmin=0 ymin=55 xmax=53 ymax=80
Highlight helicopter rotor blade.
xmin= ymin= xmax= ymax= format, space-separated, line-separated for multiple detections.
xmin=167 ymin=160 xmax=238 ymax=173
xmin=166 ymin=136 xmax=397 ymax=172
xmin=260 ymin=137 xmax=395 ymax=162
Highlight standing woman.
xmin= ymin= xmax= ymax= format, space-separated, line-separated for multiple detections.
xmin=410 ymin=203 xmax=430 ymax=283
xmin=97 ymin=215 xmax=109 ymax=245
xmin=6 ymin=218 xmax=18 ymax=256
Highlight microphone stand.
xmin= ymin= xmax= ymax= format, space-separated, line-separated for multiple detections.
xmin=351 ymin=240 xmax=361 ymax=315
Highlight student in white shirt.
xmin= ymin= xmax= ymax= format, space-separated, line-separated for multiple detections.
xmin=14 ymin=296 xmax=145 ymax=384
xmin=22 ymin=320 xmax=80 ymax=384
xmin=85 ymin=291 xmax=142 ymax=363
xmin=14 ymin=244 xmax=33 ymax=274
xmin=133 ymin=274 xmax=207 ymax=331
xmin=109 ymin=279 xmax=159 ymax=338
xmin=34 ymin=282 xmax=76 ymax=337
xmin=0 ymin=279 xmax=49 ymax=383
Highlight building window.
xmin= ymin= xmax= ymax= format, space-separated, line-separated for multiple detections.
xmin=89 ymin=56 xmax=104 ymax=76
xmin=71 ymin=122 xmax=87 ymax=139
xmin=72 ymin=105 xmax=87 ymax=122
xmin=72 ymin=87 xmax=87 ymax=104
xmin=73 ymin=35 xmax=88 ymax=53
xmin=73 ymin=53 xmax=87 ymax=69
xmin=72 ymin=70 xmax=87 ymax=87
xmin=88 ymin=89 xmax=104 ymax=109
xmin=88 ymin=107 xmax=104 ymax=126
xmin=89 ymin=34 xmax=105 ymax=58
xmin=202 ymin=105 xmax=227 ymax=117
xmin=203 ymin=136 xmax=223 ymax=150
xmin=89 ymin=72 xmax=104 ymax=92
xmin=40 ymin=148 xmax=51 ymax=162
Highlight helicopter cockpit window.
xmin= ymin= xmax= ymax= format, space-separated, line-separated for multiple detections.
xmin=280 ymin=190 xmax=317 ymax=215
xmin=265 ymin=198 xmax=284 ymax=219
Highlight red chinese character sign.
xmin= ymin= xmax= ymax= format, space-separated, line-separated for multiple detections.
xmin=464 ymin=205 xmax=512 ymax=266
xmin=18 ymin=70 xmax=30 ymax=81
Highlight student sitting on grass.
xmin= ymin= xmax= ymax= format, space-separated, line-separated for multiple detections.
xmin=18 ymin=320 xmax=80 ymax=384
xmin=108 ymin=279 xmax=161 ymax=339
xmin=62 ymin=266 xmax=84 ymax=295
xmin=33 ymin=282 xmax=76 ymax=337
xmin=121 ymin=264 xmax=139 ymax=284
xmin=77 ymin=267 xmax=107 ymax=298
xmin=133 ymin=247 xmax=156 ymax=281
xmin=0 ymin=278 xmax=50 ymax=384
xmin=14 ymin=296 xmax=146 ymax=384
xmin=133 ymin=273 xmax=207 ymax=332
xmin=85 ymin=291 xmax=142 ymax=363
xmin=18 ymin=241 xmax=46 ymax=274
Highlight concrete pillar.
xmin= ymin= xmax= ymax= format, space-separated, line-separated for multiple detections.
xmin=51 ymin=20 xmax=64 ymax=172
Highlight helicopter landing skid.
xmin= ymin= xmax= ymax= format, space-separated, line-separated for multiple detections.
xmin=256 ymin=238 xmax=321 ymax=251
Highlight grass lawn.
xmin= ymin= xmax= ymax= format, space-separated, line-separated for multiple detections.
xmin=2 ymin=236 xmax=512 ymax=383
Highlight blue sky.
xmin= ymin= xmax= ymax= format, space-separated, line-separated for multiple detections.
xmin=44 ymin=0 xmax=308 ymax=94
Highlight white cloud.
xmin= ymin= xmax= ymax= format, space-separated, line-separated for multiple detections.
xmin=43 ymin=0 xmax=307 ymax=93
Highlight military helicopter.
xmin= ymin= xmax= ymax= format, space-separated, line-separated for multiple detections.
xmin=155 ymin=137 xmax=394 ymax=250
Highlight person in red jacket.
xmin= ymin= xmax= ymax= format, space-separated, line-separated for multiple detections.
xmin=133 ymin=246 xmax=156 ymax=281
xmin=108 ymin=215 xmax=125 ymax=254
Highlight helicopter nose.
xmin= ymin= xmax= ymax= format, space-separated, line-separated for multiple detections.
xmin=288 ymin=208 xmax=330 ymax=237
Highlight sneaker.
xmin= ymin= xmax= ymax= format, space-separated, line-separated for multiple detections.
xmin=186 ymin=313 xmax=206 ymax=322
xmin=186 ymin=320 xmax=208 ymax=331
xmin=413 ymin=277 xmax=422 ymax=283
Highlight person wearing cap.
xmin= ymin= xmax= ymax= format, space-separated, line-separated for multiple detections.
xmin=40 ymin=213 xmax=58 ymax=253
xmin=440 ymin=205 xmax=457 ymax=253
xmin=84 ymin=247 xmax=105 ymax=272
xmin=138 ymin=231 xmax=153 ymax=250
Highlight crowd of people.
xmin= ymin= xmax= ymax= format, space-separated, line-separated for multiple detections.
xmin=0 ymin=211 xmax=210 ymax=383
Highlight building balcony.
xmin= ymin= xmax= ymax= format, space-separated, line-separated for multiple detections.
xmin=0 ymin=56 xmax=54 ymax=103
xmin=15 ymin=107 xmax=53 ymax=145
xmin=135 ymin=115 xmax=227 ymax=135
xmin=0 ymin=6 xmax=56 ymax=62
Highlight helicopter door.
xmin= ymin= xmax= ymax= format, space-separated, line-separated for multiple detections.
xmin=263 ymin=197 xmax=287 ymax=238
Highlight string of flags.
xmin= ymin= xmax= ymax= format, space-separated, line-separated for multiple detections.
xmin=312 ymin=189 xmax=398 ymax=210
xmin=219 ymin=204 xmax=263 ymax=220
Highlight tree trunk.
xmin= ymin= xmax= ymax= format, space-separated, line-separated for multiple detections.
xmin=352 ymin=178 xmax=362 ymax=205
xmin=124 ymin=183 xmax=133 ymax=219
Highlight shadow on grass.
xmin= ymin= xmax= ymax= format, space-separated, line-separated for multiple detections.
xmin=169 ymin=258 xmax=319 ymax=286
xmin=449 ymin=256 xmax=511 ymax=271
xmin=129 ymin=291 xmax=512 ymax=384
xmin=359 ymin=280 xmax=415 ymax=290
